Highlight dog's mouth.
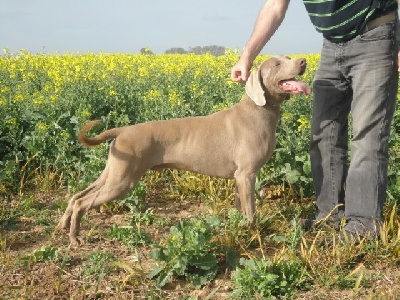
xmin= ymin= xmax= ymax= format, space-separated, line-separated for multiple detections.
xmin=278 ymin=78 xmax=311 ymax=95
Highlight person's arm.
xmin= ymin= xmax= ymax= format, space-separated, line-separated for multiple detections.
xmin=231 ymin=0 xmax=290 ymax=83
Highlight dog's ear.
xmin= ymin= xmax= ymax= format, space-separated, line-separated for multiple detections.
xmin=245 ymin=67 xmax=266 ymax=106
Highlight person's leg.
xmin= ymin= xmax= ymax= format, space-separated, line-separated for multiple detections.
xmin=309 ymin=40 xmax=351 ymax=226
xmin=344 ymin=21 xmax=398 ymax=236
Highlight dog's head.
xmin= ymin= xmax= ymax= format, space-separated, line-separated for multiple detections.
xmin=245 ymin=56 xmax=311 ymax=106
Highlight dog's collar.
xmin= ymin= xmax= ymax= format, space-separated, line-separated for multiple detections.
xmin=264 ymin=96 xmax=280 ymax=107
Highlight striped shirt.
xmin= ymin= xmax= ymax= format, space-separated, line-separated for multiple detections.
xmin=303 ymin=0 xmax=398 ymax=42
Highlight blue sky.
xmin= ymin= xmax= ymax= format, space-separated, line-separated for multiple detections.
xmin=0 ymin=0 xmax=321 ymax=55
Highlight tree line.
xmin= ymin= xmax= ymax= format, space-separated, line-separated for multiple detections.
xmin=140 ymin=45 xmax=226 ymax=56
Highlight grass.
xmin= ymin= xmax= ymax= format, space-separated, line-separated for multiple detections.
xmin=1 ymin=174 xmax=400 ymax=299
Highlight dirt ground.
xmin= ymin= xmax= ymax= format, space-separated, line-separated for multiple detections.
xmin=1 ymin=191 xmax=399 ymax=299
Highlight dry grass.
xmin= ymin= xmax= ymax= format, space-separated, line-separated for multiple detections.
xmin=1 ymin=172 xmax=400 ymax=299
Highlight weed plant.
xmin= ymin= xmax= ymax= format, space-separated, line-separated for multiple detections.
xmin=231 ymin=257 xmax=306 ymax=299
xmin=81 ymin=251 xmax=115 ymax=277
xmin=149 ymin=216 xmax=226 ymax=288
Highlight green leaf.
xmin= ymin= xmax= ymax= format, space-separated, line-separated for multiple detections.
xmin=147 ymin=264 xmax=162 ymax=279
xmin=156 ymin=270 xmax=173 ymax=288
xmin=189 ymin=254 xmax=217 ymax=270
xmin=205 ymin=215 xmax=220 ymax=227
xmin=225 ymin=247 xmax=239 ymax=270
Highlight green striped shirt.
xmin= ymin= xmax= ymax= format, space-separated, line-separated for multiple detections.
xmin=303 ymin=0 xmax=398 ymax=42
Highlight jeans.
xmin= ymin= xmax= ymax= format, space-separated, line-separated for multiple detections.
xmin=309 ymin=20 xmax=398 ymax=235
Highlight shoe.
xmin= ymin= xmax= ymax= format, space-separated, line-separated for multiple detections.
xmin=299 ymin=217 xmax=339 ymax=232
xmin=299 ymin=218 xmax=316 ymax=231
xmin=337 ymin=220 xmax=378 ymax=245
xmin=338 ymin=229 xmax=362 ymax=245
xmin=343 ymin=220 xmax=378 ymax=240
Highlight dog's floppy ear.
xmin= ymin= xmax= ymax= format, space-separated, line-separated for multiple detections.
xmin=245 ymin=67 xmax=266 ymax=106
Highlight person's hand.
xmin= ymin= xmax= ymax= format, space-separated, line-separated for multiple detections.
xmin=231 ymin=59 xmax=252 ymax=83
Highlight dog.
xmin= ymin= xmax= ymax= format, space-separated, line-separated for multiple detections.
xmin=58 ymin=56 xmax=310 ymax=245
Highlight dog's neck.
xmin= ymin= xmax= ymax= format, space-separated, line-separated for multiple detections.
xmin=264 ymin=95 xmax=281 ymax=107
xmin=262 ymin=88 xmax=288 ymax=107
xmin=242 ymin=95 xmax=280 ymax=116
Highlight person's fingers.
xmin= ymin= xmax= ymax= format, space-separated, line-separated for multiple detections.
xmin=231 ymin=65 xmax=249 ymax=83
xmin=240 ymin=69 xmax=249 ymax=82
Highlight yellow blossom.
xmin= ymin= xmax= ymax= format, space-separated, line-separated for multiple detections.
xmin=6 ymin=117 xmax=16 ymax=126
xmin=282 ymin=112 xmax=293 ymax=120
xmin=297 ymin=116 xmax=310 ymax=131
xmin=80 ymin=109 xmax=92 ymax=118
xmin=14 ymin=94 xmax=24 ymax=102
xmin=168 ymin=91 xmax=183 ymax=107
xmin=145 ymin=89 xmax=161 ymax=101
xmin=37 ymin=122 xmax=48 ymax=132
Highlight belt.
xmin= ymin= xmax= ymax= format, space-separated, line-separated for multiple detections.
xmin=362 ymin=11 xmax=397 ymax=33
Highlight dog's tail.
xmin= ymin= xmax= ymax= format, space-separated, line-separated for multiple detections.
xmin=78 ymin=120 xmax=123 ymax=147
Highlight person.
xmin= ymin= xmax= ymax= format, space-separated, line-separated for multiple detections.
xmin=231 ymin=0 xmax=400 ymax=239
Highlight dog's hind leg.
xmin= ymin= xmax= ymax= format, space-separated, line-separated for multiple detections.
xmin=68 ymin=170 xmax=145 ymax=245
xmin=58 ymin=164 xmax=109 ymax=231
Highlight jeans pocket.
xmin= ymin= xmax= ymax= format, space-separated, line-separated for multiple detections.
xmin=359 ymin=22 xmax=396 ymax=42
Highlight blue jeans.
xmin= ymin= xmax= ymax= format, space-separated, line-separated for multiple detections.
xmin=309 ymin=20 xmax=398 ymax=235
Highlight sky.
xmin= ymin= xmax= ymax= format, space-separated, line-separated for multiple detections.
xmin=0 ymin=0 xmax=322 ymax=55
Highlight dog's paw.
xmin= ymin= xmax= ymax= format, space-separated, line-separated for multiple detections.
xmin=56 ymin=222 xmax=68 ymax=232
xmin=57 ymin=216 xmax=71 ymax=231
xmin=69 ymin=236 xmax=83 ymax=248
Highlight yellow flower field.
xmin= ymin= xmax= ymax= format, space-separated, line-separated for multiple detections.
xmin=0 ymin=50 xmax=398 ymax=202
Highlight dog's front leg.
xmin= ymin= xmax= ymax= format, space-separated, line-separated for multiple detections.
xmin=234 ymin=172 xmax=256 ymax=221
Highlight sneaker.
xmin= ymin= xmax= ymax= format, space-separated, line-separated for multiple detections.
xmin=299 ymin=218 xmax=316 ymax=231
xmin=299 ymin=217 xmax=339 ymax=231
xmin=344 ymin=220 xmax=378 ymax=239
xmin=338 ymin=229 xmax=362 ymax=245
xmin=336 ymin=220 xmax=378 ymax=245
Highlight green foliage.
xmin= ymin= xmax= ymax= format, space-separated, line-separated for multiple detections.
xmin=219 ymin=208 xmax=251 ymax=248
xmin=261 ymin=96 xmax=314 ymax=198
xmin=117 ymin=182 xmax=147 ymax=211
xmin=1 ymin=52 xmax=400 ymax=203
xmin=108 ymin=197 xmax=153 ymax=249
xmin=23 ymin=246 xmax=59 ymax=264
xmin=109 ymin=223 xmax=151 ymax=249
xmin=0 ymin=52 xmax=242 ymax=195
xmin=148 ymin=216 xmax=229 ymax=288
xmin=387 ymin=100 xmax=400 ymax=205
xmin=81 ymin=251 xmax=115 ymax=277
xmin=0 ymin=194 xmax=58 ymax=231
xmin=231 ymin=257 xmax=307 ymax=299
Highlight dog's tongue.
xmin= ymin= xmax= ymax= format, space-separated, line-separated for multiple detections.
xmin=280 ymin=80 xmax=311 ymax=95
